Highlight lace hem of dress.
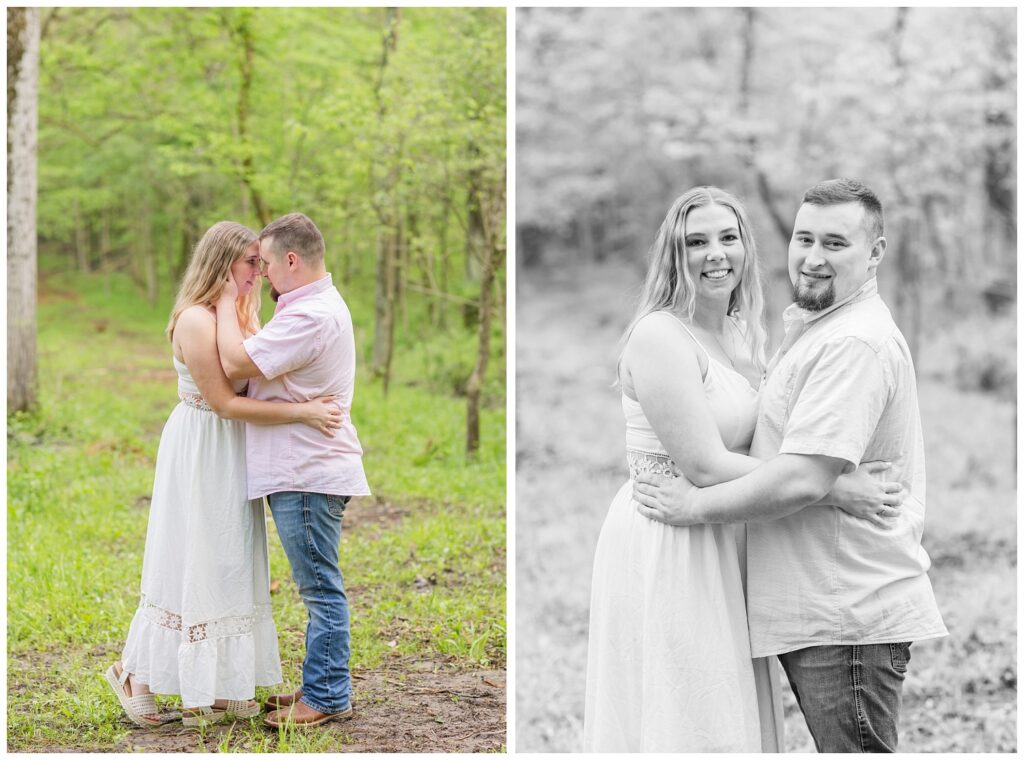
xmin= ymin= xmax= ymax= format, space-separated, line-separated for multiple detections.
xmin=178 ymin=391 xmax=213 ymax=412
xmin=138 ymin=595 xmax=273 ymax=643
xmin=626 ymin=448 xmax=682 ymax=480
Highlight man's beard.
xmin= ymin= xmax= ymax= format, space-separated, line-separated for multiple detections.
xmin=270 ymin=286 xmax=280 ymax=302
xmin=793 ymin=277 xmax=835 ymax=311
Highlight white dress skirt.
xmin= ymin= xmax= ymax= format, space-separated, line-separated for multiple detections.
xmin=584 ymin=314 xmax=784 ymax=752
xmin=121 ymin=357 xmax=282 ymax=708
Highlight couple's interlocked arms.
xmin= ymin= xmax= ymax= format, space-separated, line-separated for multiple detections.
xmin=585 ymin=179 xmax=947 ymax=753
xmin=106 ymin=212 xmax=370 ymax=729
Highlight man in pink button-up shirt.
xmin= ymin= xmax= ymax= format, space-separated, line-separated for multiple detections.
xmin=216 ymin=213 xmax=369 ymax=728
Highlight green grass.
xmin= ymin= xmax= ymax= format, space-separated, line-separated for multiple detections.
xmin=8 ymin=267 xmax=506 ymax=752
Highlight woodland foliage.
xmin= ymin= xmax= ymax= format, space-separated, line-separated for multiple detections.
xmin=36 ymin=8 xmax=506 ymax=437
xmin=517 ymin=7 xmax=1016 ymax=370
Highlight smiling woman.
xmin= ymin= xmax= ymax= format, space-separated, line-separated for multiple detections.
xmin=584 ymin=187 xmax=781 ymax=752
xmin=683 ymin=203 xmax=745 ymax=289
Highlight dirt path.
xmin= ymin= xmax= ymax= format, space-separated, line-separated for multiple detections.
xmin=115 ymin=661 xmax=506 ymax=753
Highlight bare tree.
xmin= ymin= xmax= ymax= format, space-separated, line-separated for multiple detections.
xmin=369 ymin=7 xmax=401 ymax=391
xmin=223 ymin=9 xmax=271 ymax=226
xmin=466 ymin=165 xmax=506 ymax=455
xmin=8 ymin=7 xmax=40 ymax=412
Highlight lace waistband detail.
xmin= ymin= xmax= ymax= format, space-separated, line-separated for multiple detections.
xmin=178 ymin=391 xmax=213 ymax=412
xmin=137 ymin=596 xmax=273 ymax=643
xmin=626 ymin=448 xmax=681 ymax=480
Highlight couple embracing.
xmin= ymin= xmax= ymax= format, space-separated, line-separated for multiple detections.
xmin=105 ymin=213 xmax=369 ymax=729
xmin=585 ymin=180 xmax=948 ymax=752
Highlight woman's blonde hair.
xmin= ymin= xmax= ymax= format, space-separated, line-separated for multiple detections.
xmin=165 ymin=221 xmax=261 ymax=342
xmin=617 ymin=186 xmax=768 ymax=381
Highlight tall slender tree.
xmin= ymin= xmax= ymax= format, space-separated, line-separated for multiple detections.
xmin=8 ymin=7 xmax=40 ymax=412
xmin=369 ymin=7 xmax=401 ymax=390
xmin=466 ymin=165 xmax=505 ymax=454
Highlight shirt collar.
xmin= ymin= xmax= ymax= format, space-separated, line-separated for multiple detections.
xmin=781 ymin=277 xmax=878 ymax=332
xmin=275 ymin=273 xmax=332 ymax=313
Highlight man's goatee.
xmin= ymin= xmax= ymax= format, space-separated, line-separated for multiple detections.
xmin=793 ymin=281 xmax=835 ymax=312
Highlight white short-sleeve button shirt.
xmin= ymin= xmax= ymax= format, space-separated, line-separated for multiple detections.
xmin=747 ymin=279 xmax=947 ymax=657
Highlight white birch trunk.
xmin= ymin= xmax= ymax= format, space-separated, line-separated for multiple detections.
xmin=7 ymin=8 xmax=40 ymax=412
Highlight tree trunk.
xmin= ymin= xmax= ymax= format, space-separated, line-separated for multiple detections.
xmin=7 ymin=7 xmax=40 ymax=412
xmin=886 ymin=8 xmax=922 ymax=357
xmin=397 ymin=210 xmax=407 ymax=331
xmin=416 ymin=207 xmax=444 ymax=328
xmin=466 ymin=155 xmax=484 ymax=279
xmin=892 ymin=216 xmax=921 ymax=358
xmin=465 ymin=250 xmax=495 ymax=456
xmin=369 ymin=7 xmax=401 ymax=388
xmin=234 ymin=10 xmax=270 ymax=226
xmin=175 ymin=213 xmax=191 ymax=285
xmin=466 ymin=167 xmax=506 ymax=455
xmin=438 ymin=197 xmax=450 ymax=328
xmin=73 ymin=195 xmax=88 ymax=271
xmin=371 ymin=225 xmax=398 ymax=392
xmin=142 ymin=198 xmax=157 ymax=307
xmin=343 ymin=211 xmax=354 ymax=282
xmin=101 ymin=207 xmax=111 ymax=296
xmin=174 ymin=192 xmax=199 ymax=284
xmin=492 ymin=271 xmax=506 ymax=367
xmin=735 ymin=7 xmax=790 ymax=345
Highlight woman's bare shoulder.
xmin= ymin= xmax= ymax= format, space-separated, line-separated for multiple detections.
xmin=627 ymin=311 xmax=698 ymax=356
xmin=176 ymin=304 xmax=216 ymax=331
xmin=173 ymin=305 xmax=218 ymax=354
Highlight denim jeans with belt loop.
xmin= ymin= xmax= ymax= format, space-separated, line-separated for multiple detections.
xmin=267 ymin=491 xmax=352 ymax=714
xmin=778 ymin=642 xmax=913 ymax=752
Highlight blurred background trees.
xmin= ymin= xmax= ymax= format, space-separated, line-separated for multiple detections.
xmin=517 ymin=6 xmax=1015 ymax=395
xmin=25 ymin=7 xmax=505 ymax=450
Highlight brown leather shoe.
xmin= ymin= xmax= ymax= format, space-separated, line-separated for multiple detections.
xmin=264 ymin=688 xmax=303 ymax=711
xmin=264 ymin=700 xmax=353 ymax=728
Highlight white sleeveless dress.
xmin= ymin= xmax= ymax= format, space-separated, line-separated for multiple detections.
xmin=121 ymin=356 xmax=282 ymax=707
xmin=584 ymin=313 xmax=784 ymax=752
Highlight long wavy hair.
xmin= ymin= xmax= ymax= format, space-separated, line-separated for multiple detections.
xmin=165 ymin=221 xmax=261 ymax=342
xmin=616 ymin=186 xmax=768 ymax=381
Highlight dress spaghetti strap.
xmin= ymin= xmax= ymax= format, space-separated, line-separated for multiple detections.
xmin=649 ymin=310 xmax=711 ymax=367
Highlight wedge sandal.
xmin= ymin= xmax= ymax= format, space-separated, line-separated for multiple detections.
xmin=105 ymin=663 xmax=178 ymax=728
xmin=182 ymin=699 xmax=261 ymax=727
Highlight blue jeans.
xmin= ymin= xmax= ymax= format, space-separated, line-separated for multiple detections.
xmin=778 ymin=643 xmax=912 ymax=752
xmin=267 ymin=491 xmax=352 ymax=714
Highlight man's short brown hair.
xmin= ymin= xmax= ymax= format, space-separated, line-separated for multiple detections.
xmin=802 ymin=178 xmax=884 ymax=241
xmin=259 ymin=213 xmax=325 ymax=264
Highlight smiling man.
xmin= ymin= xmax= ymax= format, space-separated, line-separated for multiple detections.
xmin=634 ymin=179 xmax=947 ymax=751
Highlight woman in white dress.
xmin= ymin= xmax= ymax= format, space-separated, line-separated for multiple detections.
xmin=583 ymin=187 xmax=901 ymax=751
xmin=105 ymin=222 xmax=342 ymax=727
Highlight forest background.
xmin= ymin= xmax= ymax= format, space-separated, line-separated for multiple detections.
xmin=516 ymin=6 xmax=1016 ymax=752
xmin=8 ymin=7 xmax=506 ymax=752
